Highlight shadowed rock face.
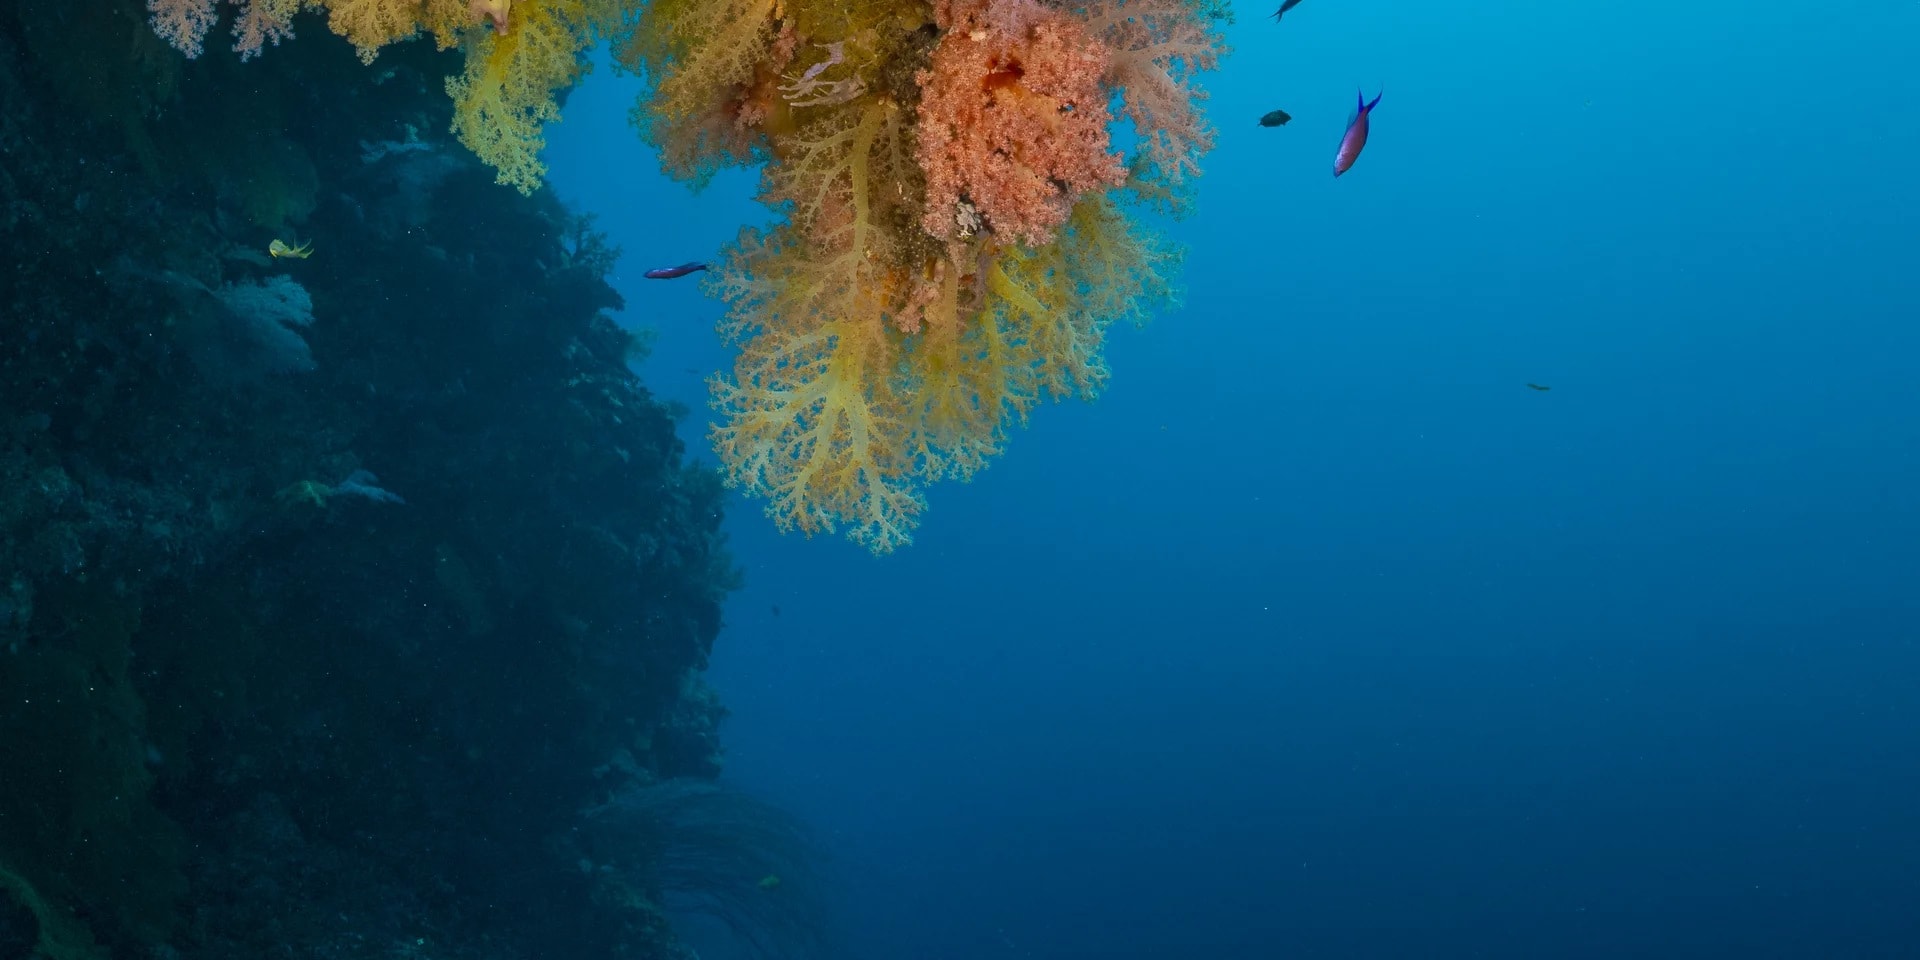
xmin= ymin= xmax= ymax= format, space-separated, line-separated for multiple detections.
xmin=0 ymin=4 xmax=763 ymax=958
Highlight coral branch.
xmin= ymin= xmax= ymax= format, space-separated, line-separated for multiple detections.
xmin=1082 ymin=0 xmax=1227 ymax=201
xmin=148 ymin=0 xmax=220 ymax=58
xmin=230 ymin=0 xmax=302 ymax=61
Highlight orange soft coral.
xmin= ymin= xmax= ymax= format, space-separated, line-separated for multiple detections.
xmin=915 ymin=0 xmax=1127 ymax=248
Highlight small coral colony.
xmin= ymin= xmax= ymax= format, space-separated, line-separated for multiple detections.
xmin=144 ymin=0 xmax=1367 ymax=554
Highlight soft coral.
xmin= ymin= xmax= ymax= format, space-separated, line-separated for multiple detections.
xmin=708 ymin=101 xmax=929 ymax=552
xmin=915 ymin=0 xmax=1127 ymax=248
xmin=615 ymin=0 xmax=785 ymax=185
xmin=447 ymin=0 xmax=604 ymax=193
xmin=145 ymin=0 xmax=598 ymax=192
xmin=1084 ymin=0 xmax=1228 ymax=202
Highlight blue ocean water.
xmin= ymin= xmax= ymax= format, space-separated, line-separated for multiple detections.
xmin=551 ymin=0 xmax=1920 ymax=956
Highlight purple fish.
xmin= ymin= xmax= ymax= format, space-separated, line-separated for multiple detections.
xmin=643 ymin=261 xmax=708 ymax=280
xmin=1333 ymin=88 xmax=1382 ymax=178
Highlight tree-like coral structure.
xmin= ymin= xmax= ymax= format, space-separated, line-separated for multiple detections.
xmin=627 ymin=0 xmax=1223 ymax=552
xmin=142 ymin=0 xmax=1225 ymax=552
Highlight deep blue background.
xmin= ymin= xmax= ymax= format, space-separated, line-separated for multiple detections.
xmin=550 ymin=0 xmax=1920 ymax=955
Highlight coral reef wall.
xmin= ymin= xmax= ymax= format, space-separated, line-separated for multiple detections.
xmin=0 ymin=3 xmax=754 ymax=957
xmin=130 ymin=0 xmax=1226 ymax=556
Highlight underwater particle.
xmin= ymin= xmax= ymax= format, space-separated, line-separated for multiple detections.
xmin=1334 ymin=88 xmax=1382 ymax=177
xmin=269 ymin=238 xmax=313 ymax=259
xmin=1259 ymin=108 xmax=1292 ymax=127
xmin=643 ymin=261 xmax=708 ymax=279
xmin=1270 ymin=0 xmax=1304 ymax=21
xmin=1526 ymin=383 xmax=1551 ymax=391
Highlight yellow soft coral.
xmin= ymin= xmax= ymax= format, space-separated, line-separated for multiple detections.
xmin=149 ymin=0 xmax=611 ymax=192
xmin=708 ymin=99 xmax=1183 ymax=552
xmin=708 ymin=100 xmax=929 ymax=550
xmin=616 ymin=0 xmax=782 ymax=183
xmin=322 ymin=0 xmax=495 ymax=60
xmin=710 ymin=291 xmax=924 ymax=550
xmin=988 ymin=194 xmax=1181 ymax=405
xmin=448 ymin=0 xmax=612 ymax=193
xmin=324 ymin=0 xmax=429 ymax=62
xmin=671 ymin=0 xmax=1217 ymax=554
xmin=912 ymin=194 xmax=1176 ymax=484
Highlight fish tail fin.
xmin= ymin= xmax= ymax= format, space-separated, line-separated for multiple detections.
xmin=1366 ymin=89 xmax=1383 ymax=112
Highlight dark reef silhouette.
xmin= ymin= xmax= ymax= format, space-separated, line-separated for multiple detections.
xmin=0 ymin=3 xmax=822 ymax=957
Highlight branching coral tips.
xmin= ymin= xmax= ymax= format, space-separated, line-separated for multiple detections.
xmin=1334 ymin=88 xmax=1382 ymax=177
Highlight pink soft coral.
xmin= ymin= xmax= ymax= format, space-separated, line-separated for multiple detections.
xmin=915 ymin=0 xmax=1127 ymax=248
xmin=1083 ymin=0 xmax=1226 ymax=195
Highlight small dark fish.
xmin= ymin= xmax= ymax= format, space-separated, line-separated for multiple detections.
xmin=1526 ymin=383 xmax=1551 ymax=391
xmin=643 ymin=261 xmax=708 ymax=280
xmin=1270 ymin=0 xmax=1303 ymax=21
xmin=771 ymin=604 xmax=782 ymax=617
xmin=1333 ymin=88 xmax=1382 ymax=177
xmin=1258 ymin=109 xmax=1292 ymax=128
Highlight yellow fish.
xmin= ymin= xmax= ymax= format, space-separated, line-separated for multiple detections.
xmin=269 ymin=238 xmax=313 ymax=259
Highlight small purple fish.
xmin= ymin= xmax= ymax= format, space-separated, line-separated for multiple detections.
xmin=1333 ymin=88 xmax=1382 ymax=178
xmin=643 ymin=261 xmax=708 ymax=280
xmin=1270 ymin=0 xmax=1303 ymax=21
